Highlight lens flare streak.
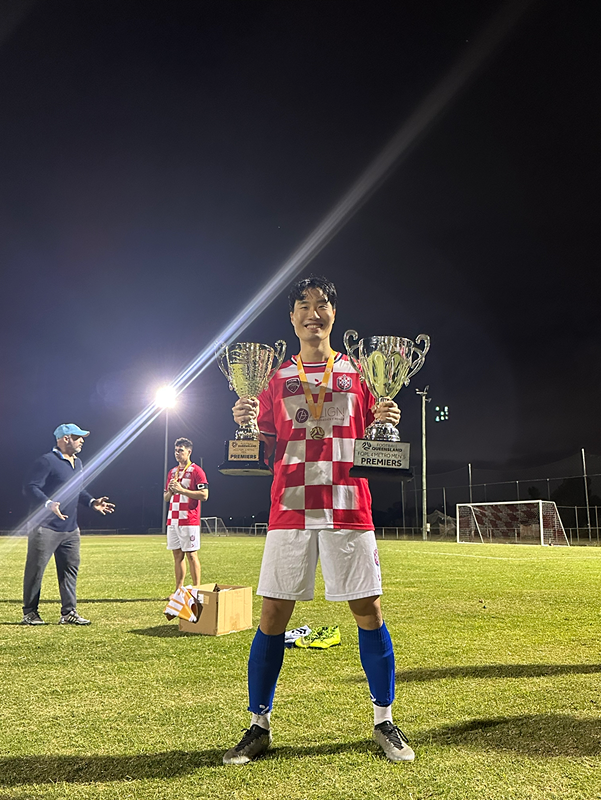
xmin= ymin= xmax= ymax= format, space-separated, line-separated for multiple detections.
xmin=4 ymin=0 xmax=531 ymax=546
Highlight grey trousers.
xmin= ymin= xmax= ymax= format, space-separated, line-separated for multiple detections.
xmin=22 ymin=526 xmax=81 ymax=617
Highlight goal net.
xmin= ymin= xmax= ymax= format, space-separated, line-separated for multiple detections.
xmin=252 ymin=522 xmax=268 ymax=536
xmin=201 ymin=517 xmax=228 ymax=535
xmin=456 ymin=501 xmax=569 ymax=546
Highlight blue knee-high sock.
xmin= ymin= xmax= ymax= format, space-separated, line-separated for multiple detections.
xmin=358 ymin=622 xmax=395 ymax=707
xmin=248 ymin=628 xmax=285 ymax=715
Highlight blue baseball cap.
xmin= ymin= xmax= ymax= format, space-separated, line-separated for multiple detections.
xmin=53 ymin=423 xmax=90 ymax=439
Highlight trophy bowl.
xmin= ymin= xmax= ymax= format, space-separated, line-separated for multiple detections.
xmin=218 ymin=341 xmax=286 ymax=439
xmin=217 ymin=340 xmax=286 ymax=476
xmin=344 ymin=330 xmax=430 ymax=442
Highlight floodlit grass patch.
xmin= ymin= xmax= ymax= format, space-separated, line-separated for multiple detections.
xmin=0 ymin=537 xmax=600 ymax=799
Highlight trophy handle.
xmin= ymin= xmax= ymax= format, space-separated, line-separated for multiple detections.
xmin=215 ymin=344 xmax=234 ymax=390
xmin=405 ymin=334 xmax=431 ymax=384
xmin=343 ymin=330 xmax=362 ymax=374
xmin=269 ymin=340 xmax=287 ymax=380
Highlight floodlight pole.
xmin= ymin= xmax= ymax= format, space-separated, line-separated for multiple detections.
xmin=443 ymin=486 xmax=447 ymax=537
xmin=582 ymin=448 xmax=592 ymax=538
xmin=162 ymin=409 xmax=169 ymax=534
xmin=401 ymin=482 xmax=406 ymax=531
xmin=416 ymin=386 xmax=431 ymax=541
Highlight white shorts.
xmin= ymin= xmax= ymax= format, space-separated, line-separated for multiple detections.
xmin=166 ymin=525 xmax=201 ymax=552
xmin=257 ymin=528 xmax=382 ymax=602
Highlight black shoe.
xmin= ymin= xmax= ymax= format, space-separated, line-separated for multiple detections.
xmin=59 ymin=612 xmax=91 ymax=625
xmin=21 ymin=611 xmax=46 ymax=625
xmin=373 ymin=721 xmax=415 ymax=761
xmin=223 ymin=724 xmax=272 ymax=765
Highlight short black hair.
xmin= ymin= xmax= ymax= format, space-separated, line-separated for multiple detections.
xmin=288 ymin=276 xmax=337 ymax=312
xmin=174 ymin=437 xmax=193 ymax=450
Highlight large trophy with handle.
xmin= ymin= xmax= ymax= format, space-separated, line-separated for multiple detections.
xmin=344 ymin=330 xmax=430 ymax=480
xmin=217 ymin=340 xmax=286 ymax=476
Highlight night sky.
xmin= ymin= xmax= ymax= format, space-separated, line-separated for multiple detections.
xmin=0 ymin=0 xmax=599 ymax=530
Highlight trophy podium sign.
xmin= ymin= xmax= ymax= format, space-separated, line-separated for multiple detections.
xmin=344 ymin=330 xmax=430 ymax=480
xmin=217 ymin=340 xmax=286 ymax=476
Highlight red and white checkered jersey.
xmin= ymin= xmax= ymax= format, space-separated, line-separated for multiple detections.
xmin=258 ymin=352 xmax=375 ymax=531
xmin=166 ymin=463 xmax=208 ymax=526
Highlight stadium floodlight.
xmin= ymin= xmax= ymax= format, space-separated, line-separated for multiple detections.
xmin=434 ymin=405 xmax=449 ymax=422
xmin=155 ymin=386 xmax=177 ymax=408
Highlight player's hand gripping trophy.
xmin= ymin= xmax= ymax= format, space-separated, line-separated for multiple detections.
xmin=217 ymin=340 xmax=286 ymax=476
xmin=344 ymin=330 xmax=430 ymax=479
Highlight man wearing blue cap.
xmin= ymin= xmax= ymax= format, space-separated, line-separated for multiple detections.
xmin=21 ymin=423 xmax=115 ymax=625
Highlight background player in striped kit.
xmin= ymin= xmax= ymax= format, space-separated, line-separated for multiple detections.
xmin=164 ymin=437 xmax=208 ymax=592
xmin=223 ymin=276 xmax=415 ymax=765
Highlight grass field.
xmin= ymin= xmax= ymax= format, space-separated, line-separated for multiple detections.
xmin=0 ymin=536 xmax=600 ymax=800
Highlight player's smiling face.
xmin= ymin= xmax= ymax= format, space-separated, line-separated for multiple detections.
xmin=290 ymin=288 xmax=336 ymax=346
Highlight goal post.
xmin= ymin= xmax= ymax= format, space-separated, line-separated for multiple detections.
xmin=456 ymin=500 xmax=569 ymax=546
xmin=200 ymin=517 xmax=228 ymax=536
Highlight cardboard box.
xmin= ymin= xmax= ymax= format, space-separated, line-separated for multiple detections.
xmin=178 ymin=584 xmax=253 ymax=636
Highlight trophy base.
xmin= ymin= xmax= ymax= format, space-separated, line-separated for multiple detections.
xmin=349 ymin=465 xmax=414 ymax=482
xmin=349 ymin=439 xmax=412 ymax=481
xmin=218 ymin=461 xmax=273 ymax=477
xmin=218 ymin=440 xmax=273 ymax=477
xmin=363 ymin=421 xmax=400 ymax=442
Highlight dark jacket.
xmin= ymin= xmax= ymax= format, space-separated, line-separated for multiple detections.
xmin=23 ymin=449 xmax=94 ymax=532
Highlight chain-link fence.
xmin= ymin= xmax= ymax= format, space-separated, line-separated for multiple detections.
xmin=380 ymin=451 xmax=601 ymax=545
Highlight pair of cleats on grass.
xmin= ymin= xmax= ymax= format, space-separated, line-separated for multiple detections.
xmin=285 ymin=625 xmax=341 ymax=649
xmin=294 ymin=624 xmax=340 ymax=649
xmin=223 ymin=720 xmax=414 ymax=765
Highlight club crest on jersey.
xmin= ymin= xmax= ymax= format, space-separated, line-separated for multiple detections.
xmin=295 ymin=408 xmax=310 ymax=423
xmin=337 ymin=374 xmax=352 ymax=391
xmin=286 ymin=377 xmax=301 ymax=393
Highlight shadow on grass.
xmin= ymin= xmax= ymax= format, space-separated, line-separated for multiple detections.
xmin=0 ymin=598 xmax=166 ymax=604
xmin=0 ymin=749 xmax=221 ymax=786
xmin=0 ymin=741 xmax=373 ymax=786
xmin=421 ymin=714 xmax=601 ymax=757
xmin=2 ymin=717 xmax=596 ymax=785
xmin=129 ymin=625 xmax=188 ymax=637
xmin=395 ymin=663 xmax=601 ymax=682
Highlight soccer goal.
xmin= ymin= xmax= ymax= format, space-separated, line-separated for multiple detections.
xmin=201 ymin=517 xmax=228 ymax=536
xmin=253 ymin=522 xmax=268 ymax=536
xmin=456 ymin=501 xmax=569 ymax=546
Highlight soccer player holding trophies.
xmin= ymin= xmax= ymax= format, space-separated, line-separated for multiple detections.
xmin=222 ymin=276 xmax=415 ymax=764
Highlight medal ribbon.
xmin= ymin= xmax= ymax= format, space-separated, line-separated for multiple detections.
xmin=296 ymin=351 xmax=335 ymax=421
xmin=174 ymin=461 xmax=191 ymax=485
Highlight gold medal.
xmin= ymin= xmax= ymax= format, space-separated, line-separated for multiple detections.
xmin=296 ymin=351 xmax=335 ymax=438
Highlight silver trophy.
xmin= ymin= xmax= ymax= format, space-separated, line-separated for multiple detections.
xmin=217 ymin=340 xmax=286 ymax=475
xmin=344 ymin=330 xmax=430 ymax=478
